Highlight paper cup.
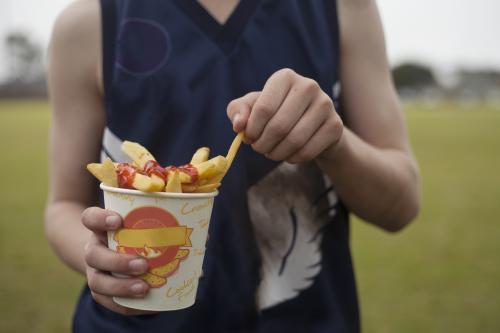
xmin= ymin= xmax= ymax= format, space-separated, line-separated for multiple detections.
xmin=100 ymin=184 xmax=217 ymax=311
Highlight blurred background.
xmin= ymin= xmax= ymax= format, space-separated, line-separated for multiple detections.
xmin=1 ymin=0 xmax=499 ymax=332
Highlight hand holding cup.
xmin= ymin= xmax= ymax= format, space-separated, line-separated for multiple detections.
xmin=81 ymin=207 xmax=155 ymax=315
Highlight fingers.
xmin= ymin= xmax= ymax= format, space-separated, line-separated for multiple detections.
xmin=251 ymin=78 xmax=316 ymax=154
xmin=287 ymin=112 xmax=343 ymax=164
xmin=245 ymin=69 xmax=296 ymax=143
xmin=87 ymin=267 xmax=149 ymax=298
xmin=227 ymin=68 xmax=342 ymax=164
xmin=266 ymin=94 xmax=332 ymax=161
xmin=82 ymin=207 xmax=157 ymax=315
xmin=83 ymin=216 xmax=152 ymax=312
xmin=82 ymin=207 xmax=122 ymax=233
xmin=227 ymin=91 xmax=260 ymax=133
xmin=84 ymin=236 xmax=148 ymax=276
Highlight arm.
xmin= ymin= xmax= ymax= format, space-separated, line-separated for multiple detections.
xmin=316 ymin=0 xmax=420 ymax=231
xmin=226 ymin=0 xmax=420 ymax=232
xmin=45 ymin=0 xmax=151 ymax=315
xmin=45 ymin=0 xmax=105 ymax=273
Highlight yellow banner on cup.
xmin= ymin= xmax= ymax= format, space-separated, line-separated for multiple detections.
xmin=115 ymin=227 xmax=193 ymax=247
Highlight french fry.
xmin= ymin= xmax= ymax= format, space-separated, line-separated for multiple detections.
xmin=150 ymin=175 xmax=165 ymax=191
xmin=194 ymin=183 xmax=221 ymax=193
xmin=204 ymin=170 xmax=226 ymax=186
xmin=226 ymin=132 xmax=243 ymax=171
xmin=211 ymin=155 xmax=228 ymax=174
xmin=190 ymin=147 xmax=210 ymax=164
xmin=88 ymin=135 xmax=242 ymax=194
xmin=194 ymin=155 xmax=227 ymax=180
xmin=205 ymin=133 xmax=243 ymax=184
xmin=193 ymin=160 xmax=216 ymax=179
xmin=164 ymin=170 xmax=182 ymax=193
xmin=179 ymin=171 xmax=194 ymax=183
xmin=197 ymin=178 xmax=209 ymax=186
xmin=133 ymin=173 xmax=164 ymax=192
xmin=121 ymin=141 xmax=166 ymax=189
xmin=86 ymin=158 xmax=118 ymax=187
xmin=121 ymin=141 xmax=156 ymax=168
xmin=181 ymin=184 xmax=198 ymax=192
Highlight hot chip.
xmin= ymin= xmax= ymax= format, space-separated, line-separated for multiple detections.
xmin=86 ymin=133 xmax=243 ymax=193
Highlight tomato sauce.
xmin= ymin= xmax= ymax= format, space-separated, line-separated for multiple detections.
xmin=116 ymin=161 xmax=199 ymax=188
xmin=143 ymin=160 xmax=167 ymax=181
xmin=178 ymin=163 xmax=198 ymax=184
xmin=117 ymin=163 xmax=141 ymax=189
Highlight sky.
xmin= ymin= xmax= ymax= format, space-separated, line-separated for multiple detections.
xmin=1 ymin=0 xmax=500 ymax=80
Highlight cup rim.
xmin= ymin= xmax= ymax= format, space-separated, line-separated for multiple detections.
xmin=100 ymin=183 xmax=219 ymax=198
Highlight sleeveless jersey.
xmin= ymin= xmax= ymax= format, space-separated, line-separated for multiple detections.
xmin=73 ymin=0 xmax=359 ymax=332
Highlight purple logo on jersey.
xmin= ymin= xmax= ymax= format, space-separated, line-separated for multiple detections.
xmin=116 ymin=18 xmax=171 ymax=76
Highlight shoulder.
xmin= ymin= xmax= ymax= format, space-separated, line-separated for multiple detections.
xmin=49 ymin=0 xmax=101 ymax=89
xmin=337 ymin=0 xmax=381 ymax=37
xmin=336 ymin=0 xmax=389 ymax=78
xmin=50 ymin=0 xmax=100 ymax=46
xmin=337 ymin=0 xmax=384 ymax=49
xmin=338 ymin=0 xmax=372 ymax=9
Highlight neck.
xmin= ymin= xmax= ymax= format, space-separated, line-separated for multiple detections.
xmin=197 ymin=0 xmax=240 ymax=24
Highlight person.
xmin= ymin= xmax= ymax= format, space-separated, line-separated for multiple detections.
xmin=45 ymin=0 xmax=420 ymax=332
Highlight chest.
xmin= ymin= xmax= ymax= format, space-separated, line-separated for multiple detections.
xmin=104 ymin=0 xmax=341 ymax=163
xmin=197 ymin=0 xmax=240 ymax=24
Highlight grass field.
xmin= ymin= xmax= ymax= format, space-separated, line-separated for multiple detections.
xmin=1 ymin=100 xmax=499 ymax=332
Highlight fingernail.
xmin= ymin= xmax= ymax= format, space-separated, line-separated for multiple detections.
xmin=129 ymin=259 xmax=147 ymax=272
xmin=105 ymin=215 xmax=120 ymax=229
xmin=232 ymin=113 xmax=240 ymax=125
xmin=131 ymin=283 xmax=145 ymax=295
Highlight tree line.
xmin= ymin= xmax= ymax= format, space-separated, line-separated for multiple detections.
xmin=1 ymin=31 xmax=499 ymax=101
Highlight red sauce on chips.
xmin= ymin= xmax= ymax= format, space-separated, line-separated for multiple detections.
xmin=117 ymin=163 xmax=141 ymax=189
xmin=143 ymin=160 xmax=166 ymax=181
xmin=116 ymin=161 xmax=198 ymax=188
xmin=178 ymin=163 xmax=198 ymax=184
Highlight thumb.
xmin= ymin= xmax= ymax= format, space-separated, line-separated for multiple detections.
xmin=81 ymin=207 xmax=122 ymax=233
xmin=227 ymin=91 xmax=260 ymax=133
xmin=232 ymin=107 xmax=251 ymax=133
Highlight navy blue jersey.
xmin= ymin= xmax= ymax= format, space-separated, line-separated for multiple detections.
xmin=73 ymin=0 xmax=359 ymax=332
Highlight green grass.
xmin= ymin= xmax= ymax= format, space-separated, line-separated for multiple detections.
xmin=0 ymin=100 xmax=499 ymax=332
xmin=352 ymin=102 xmax=500 ymax=333
xmin=0 ymin=101 xmax=84 ymax=333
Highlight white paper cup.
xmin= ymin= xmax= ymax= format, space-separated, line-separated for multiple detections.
xmin=100 ymin=184 xmax=218 ymax=311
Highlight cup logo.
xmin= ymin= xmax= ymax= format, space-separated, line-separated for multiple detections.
xmin=115 ymin=206 xmax=192 ymax=287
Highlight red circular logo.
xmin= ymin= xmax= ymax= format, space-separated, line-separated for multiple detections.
xmin=119 ymin=206 xmax=181 ymax=269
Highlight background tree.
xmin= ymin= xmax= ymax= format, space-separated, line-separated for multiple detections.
xmin=392 ymin=62 xmax=437 ymax=92
xmin=5 ymin=31 xmax=44 ymax=83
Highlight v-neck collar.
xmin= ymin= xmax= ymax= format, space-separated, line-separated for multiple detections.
xmin=174 ymin=0 xmax=261 ymax=55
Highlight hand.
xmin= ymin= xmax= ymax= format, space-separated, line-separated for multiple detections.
xmin=81 ymin=207 xmax=155 ymax=315
xmin=227 ymin=68 xmax=344 ymax=163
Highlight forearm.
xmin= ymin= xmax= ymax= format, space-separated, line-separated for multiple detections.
xmin=44 ymin=201 xmax=91 ymax=275
xmin=317 ymin=128 xmax=420 ymax=231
